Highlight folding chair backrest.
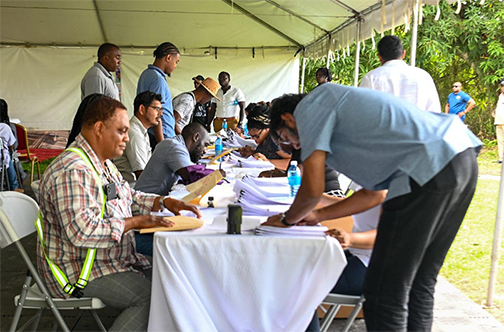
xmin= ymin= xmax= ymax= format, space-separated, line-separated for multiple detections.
xmin=0 ymin=191 xmax=38 ymax=248
xmin=14 ymin=123 xmax=29 ymax=152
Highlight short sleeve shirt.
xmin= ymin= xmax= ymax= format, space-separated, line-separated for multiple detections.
xmin=134 ymin=135 xmax=193 ymax=195
xmin=212 ymin=86 xmax=246 ymax=118
xmin=495 ymin=93 xmax=504 ymax=125
xmin=296 ymin=83 xmax=482 ymax=201
xmin=113 ymin=115 xmax=152 ymax=185
xmin=137 ymin=65 xmax=175 ymax=138
xmin=81 ymin=62 xmax=120 ymax=101
xmin=173 ymin=92 xmax=196 ymax=130
xmin=447 ymin=91 xmax=471 ymax=121
xmin=0 ymin=123 xmax=15 ymax=166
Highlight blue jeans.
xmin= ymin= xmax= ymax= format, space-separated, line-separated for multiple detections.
xmin=306 ymin=251 xmax=367 ymax=332
xmin=6 ymin=158 xmax=19 ymax=189
xmin=134 ymin=233 xmax=154 ymax=257
xmin=363 ymin=148 xmax=478 ymax=331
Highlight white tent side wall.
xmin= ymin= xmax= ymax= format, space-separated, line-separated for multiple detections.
xmin=0 ymin=47 xmax=299 ymax=130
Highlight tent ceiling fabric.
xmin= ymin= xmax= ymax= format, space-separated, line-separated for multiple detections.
xmin=1 ymin=0 xmax=446 ymax=54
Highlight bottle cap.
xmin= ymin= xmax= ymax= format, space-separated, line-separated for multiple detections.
xmin=291 ymin=160 xmax=298 ymax=166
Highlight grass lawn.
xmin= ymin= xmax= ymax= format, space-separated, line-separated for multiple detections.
xmin=441 ymin=145 xmax=504 ymax=323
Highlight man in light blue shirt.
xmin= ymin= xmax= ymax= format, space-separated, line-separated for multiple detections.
xmin=137 ymin=42 xmax=180 ymax=147
xmin=264 ymin=83 xmax=481 ymax=331
xmin=445 ymin=82 xmax=476 ymax=122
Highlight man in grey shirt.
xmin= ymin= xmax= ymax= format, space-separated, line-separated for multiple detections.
xmin=135 ymin=123 xmax=210 ymax=195
xmin=81 ymin=43 xmax=121 ymax=100
xmin=173 ymin=77 xmax=220 ymax=134
xmin=113 ymin=91 xmax=162 ymax=185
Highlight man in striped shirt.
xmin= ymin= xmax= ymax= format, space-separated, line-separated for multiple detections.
xmin=37 ymin=97 xmax=200 ymax=331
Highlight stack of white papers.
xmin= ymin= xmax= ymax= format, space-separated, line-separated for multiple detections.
xmin=241 ymin=176 xmax=290 ymax=197
xmin=227 ymin=153 xmax=275 ymax=169
xmin=255 ymin=225 xmax=329 ymax=237
xmin=225 ymin=132 xmax=257 ymax=149
xmin=233 ymin=180 xmax=292 ymax=216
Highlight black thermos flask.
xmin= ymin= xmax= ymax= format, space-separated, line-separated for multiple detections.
xmin=227 ymin=204 xmax=243 ymax=234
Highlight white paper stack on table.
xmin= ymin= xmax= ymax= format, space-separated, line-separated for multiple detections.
xmin=225 ymin=132 xmax=257 ymax=149
xmin=227 ymin=152 xmax=275 ymax=169
xmin=233 ymin=178 xmax=293 ymax=216
xmin=255 ymin=225 xmax=329 ymax=237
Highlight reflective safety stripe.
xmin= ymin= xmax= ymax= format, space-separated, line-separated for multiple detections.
xmin=35 ymin=147 xmax=106 ymax=296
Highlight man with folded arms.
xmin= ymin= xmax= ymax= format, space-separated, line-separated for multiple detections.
xmin=265 ymin=83 xmax=481 ymax=331
xmin=37 ymin=97 xmax=200 ymax=332
xmin=114 ymin=91 xmax=162 ymax=186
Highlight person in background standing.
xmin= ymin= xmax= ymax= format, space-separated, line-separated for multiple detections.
xmin=192 ymin=75 xmax=212 ymax=131
xmin=315 ymin=67 xmax=332 ymax=87
xmin=360 ymin=35 xmax=441 ymax=113
xmin=208 ymin=71 xmax=246 ymax=132
xmin=445 ymin=82 xmax=476 ymax=122
xmin=493 ymin=79 xmax=504 ymax=163
xmin=137 ymin=42 xmax=180 ymax=149
xmin=81 ymin=43 xmax=121 ymax=101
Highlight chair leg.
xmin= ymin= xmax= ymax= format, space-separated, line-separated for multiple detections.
xmin=28 ymin=309 xmax=43 ymax=332
xmin=341 ymin=297 xmax=365 ymax=332
xmin=320 ymin=304 xmax=341 ymax=332
xmin=10 ymin=273 xmax=33 ymax=332
xmin=91 ymin=310 xmax=108 ymax=332
xmin=29 ymin=160 xmax=34 ymax=184
xmin=35 ymin=159 xmax=41 ymax=181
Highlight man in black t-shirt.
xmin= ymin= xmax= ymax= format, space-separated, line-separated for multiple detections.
xmin=191 ymin=75 xmax=211 ymax=131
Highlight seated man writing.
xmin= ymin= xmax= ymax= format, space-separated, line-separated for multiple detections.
xmin=135 ymin=122 xmax=215 ymax=195
xmin=37 ymin=97 xmax=200 ymax=332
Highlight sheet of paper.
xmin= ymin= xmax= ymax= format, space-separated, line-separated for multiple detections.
xmin=140 ymin=216 xmax=204 ymax=233
xmin=255 ymin=225 xmax=329 ymax=237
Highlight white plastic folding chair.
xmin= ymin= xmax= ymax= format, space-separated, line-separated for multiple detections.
xmin=319 ymin=293 xmax=365 ymax=332
xmin=0 ymin=191 xmax=107 ymax=332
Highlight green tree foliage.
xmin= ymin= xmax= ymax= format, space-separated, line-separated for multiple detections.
xmin=301 ymin=0 xmax=504 ymax=139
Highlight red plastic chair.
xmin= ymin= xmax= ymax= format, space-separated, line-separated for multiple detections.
xmin=14 ymin=124 xmax=41 ymax=183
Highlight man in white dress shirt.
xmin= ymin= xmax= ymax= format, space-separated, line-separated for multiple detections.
xmin=208 ymin=71 xmax=246 ymax=132
xmin=360 ymin=36 xmax=441 ymax=113
xmin=493 ymin=79 xmax=504 ymax=163
xmin=113 ymin=91 xmax=162 ymax=185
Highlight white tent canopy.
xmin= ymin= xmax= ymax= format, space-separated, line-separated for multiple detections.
xmin=0 ymin=0 xmax=450 ymax=130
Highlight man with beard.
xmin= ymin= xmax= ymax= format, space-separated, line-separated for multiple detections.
xmin=114 ymin=91 xmax=162 ymax=186
xmin=135 ymin=122 xmax=211 ymax=196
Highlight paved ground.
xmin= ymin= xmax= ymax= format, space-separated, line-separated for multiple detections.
xmin=1 ymin=178 xmax=503 ymax=331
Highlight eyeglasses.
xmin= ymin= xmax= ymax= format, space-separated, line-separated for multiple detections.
xmin=250 ymin=129 xmax=264 ymax=140
xmin=148 ymin=105 xmax=163 ymax=112
xmin=452 ymin=85 xmax=460 ymax=88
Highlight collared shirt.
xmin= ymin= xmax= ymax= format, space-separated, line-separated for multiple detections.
xmin=0 ymin=123 xmax=15 ymax=166
xmin=135 ymin=135 xmax=193 ymax=195
xmin=80 ymin=62 xmax=120 ymax=101
xmin=137 ymin=65 xmax=175 ymax=138
xmin=495 ymin=93 xmax=504 ymax=125
xmin=296 ymin=84 xmax=482 ymax=201
xmin=359 ymin=60 xmax=441 ymax=113
xmin=447 ymin=90 xmax=472 ymax=121
xmin=37 ymin=134 xmax=156 ymax=298
xmin=173 ymin=92 xmax=196 ymax=130
xmin=113 ymin=115 xmax=152 ymax=185
xmin=211 ymin=86 xmax=246 ymax=118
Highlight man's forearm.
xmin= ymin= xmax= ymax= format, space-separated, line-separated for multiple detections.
xmin=153 ymin=122 xmax=164 ymax=142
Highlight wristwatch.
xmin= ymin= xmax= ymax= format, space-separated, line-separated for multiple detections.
xmin=159 ymin=196 xmax=168 ymax=211
xmin=280 ymin=212 xmax=296 ymax=227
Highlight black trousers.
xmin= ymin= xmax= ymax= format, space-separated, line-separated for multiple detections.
xmin=363 ymin=148 xmax=478 ymax=331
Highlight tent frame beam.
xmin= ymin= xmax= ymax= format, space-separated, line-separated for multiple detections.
xmin=264 ymin=0 xmax=330 ymax=35
xmin=92 ymin=0 xmax=108 ymax=43
xmin=220 ymin=0 xmax=301 ymax=47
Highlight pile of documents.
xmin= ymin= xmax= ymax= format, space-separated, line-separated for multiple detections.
xmin=233 ymin=177 xmax=293 ymax=216
xmin=255 ymin=225 xmax=329 ymax=237
xmin=227 ymin=152 xmax=275 ymax=169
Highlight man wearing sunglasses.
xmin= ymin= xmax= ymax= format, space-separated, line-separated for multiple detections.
xmin=114 ymin=91 xmax=162 ymax=185
xmin=445 ymin=82 xmax=476 ymax=122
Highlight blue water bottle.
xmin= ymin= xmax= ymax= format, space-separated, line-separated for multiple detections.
xmin=287 ymin=161 xmax=301 ymax=197
xmin=222 ymin=118 xmax=228 ymax=131
xmin=215 ymin=136 xmax=223 ymax=161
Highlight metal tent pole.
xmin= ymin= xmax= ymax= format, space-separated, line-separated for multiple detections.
xmin=487 ymin=162 xmax=504 ymax=307
xmin=410 ymin=0 xmax=420 ymax=66
xmin=300 ymin=57 xmax=307 ymax=93
xmin=353 ymin=18 xmax=362 ymax=87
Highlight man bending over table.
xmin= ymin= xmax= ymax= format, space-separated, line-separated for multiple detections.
xmin=264 ymin=84 xmax=481 ymax=331
xmin=37 ymin=97 xmax=200 ymax=332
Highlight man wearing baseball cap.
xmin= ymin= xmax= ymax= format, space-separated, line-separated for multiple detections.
xmin=493 ymin=79 xmax=504 ymax=163
xmin=173 ymin=77 xmax=220 ymax=134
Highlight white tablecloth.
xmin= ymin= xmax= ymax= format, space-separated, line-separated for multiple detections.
xmin=148 ymin=229 xmax=346 ymax=332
